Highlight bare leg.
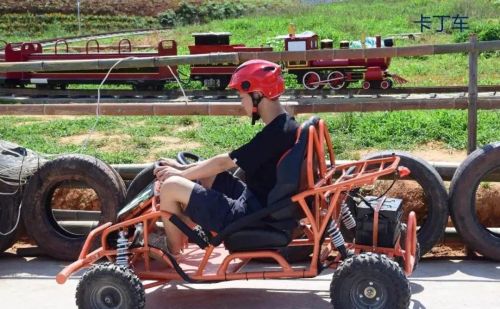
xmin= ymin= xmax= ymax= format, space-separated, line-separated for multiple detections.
xmin=159 ymin=176 xmax=196 ymax=254
xmin=198 ymin=175 xmax=216 ymax=189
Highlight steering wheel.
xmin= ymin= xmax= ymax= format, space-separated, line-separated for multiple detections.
xmin=175 ymin=151 xmax=246 ymax=181
xmin=176 ymin=151 xmax=203 ymax=165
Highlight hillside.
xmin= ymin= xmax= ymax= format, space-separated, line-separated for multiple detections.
xmin=0 ymin=0 xmax=182 ymax=17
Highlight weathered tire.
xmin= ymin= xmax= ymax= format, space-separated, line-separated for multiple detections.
xmin=363 ymin=151 xmax=449 ymax=255
xmin=105 ymin=163 xmax=127 ymax=202
xmin=125 ymin=164 xmax=154 ymax=204
xmin=330 ymin=252 xmax=410 ymax=309
xmin=0 ymin=183 xmax=23 ymax=252
xmin=449 ymin=142 xmax=500 ymax=261
xmin=76 ymin=262 xmax=145 ymax=309
xmin=22 ymin=154 xmax=126 ymax=260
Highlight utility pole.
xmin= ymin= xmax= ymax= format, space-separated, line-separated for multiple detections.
xmin=77 ymin=0 xmax=81 ymax=35
xmin=467 ymin=33 xmax=478 ymax=154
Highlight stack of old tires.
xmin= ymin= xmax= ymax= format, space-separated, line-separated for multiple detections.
xmin=0 ymin=151 xmax=126 ymax=260
xmin=450 ymin=142 xmax=500 ymax=261
xmin=3 ymin=145 xmax=498 ymax=262
xmin=0 ymin=143 xmax=31 ymax=253
xmin=0 ymin=173 xmax=24 ymax=253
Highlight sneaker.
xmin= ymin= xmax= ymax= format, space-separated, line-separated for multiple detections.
xmin=148 ymin=229 xmax=170 ymax=254
xmin=129 ymin=223 xmax=169 ymax=253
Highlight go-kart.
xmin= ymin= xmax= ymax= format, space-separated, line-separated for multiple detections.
xmin=56 ymin=116 xmax=418 ymax=309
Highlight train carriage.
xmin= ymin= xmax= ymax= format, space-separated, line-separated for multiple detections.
xmin=1 ymin=39 xmax=178 ymax=90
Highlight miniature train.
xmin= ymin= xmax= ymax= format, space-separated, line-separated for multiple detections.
xmin=0 ymin=30 xmax=406 ymax=91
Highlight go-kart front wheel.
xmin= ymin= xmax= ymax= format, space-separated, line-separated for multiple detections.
xmin=76 ymin=262 xmax=145 ymax=309
xmin=330 ymin=252 xmax=410 ymax=309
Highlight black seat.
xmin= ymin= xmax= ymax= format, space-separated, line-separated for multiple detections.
xmin=217 ymin=116 xmax=321 ymax=251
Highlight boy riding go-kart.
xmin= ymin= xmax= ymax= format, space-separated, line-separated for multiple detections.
xmin=56 ymin=60 xmax=418 ymax=309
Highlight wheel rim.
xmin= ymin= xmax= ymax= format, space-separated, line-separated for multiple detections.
xmin=362 ymin=81 xmax=371 ymax=90
xmin=303 ymin=72 xmax=321 ymax=90
xmin=327 ymin=71 xmax=345 ymax=90
xmin=380 ymin=80 xmax=390 ymax=89
xmin=350 ymin=278 xmax=387 ymax=308
xmin=91 ymin=285 xmax=124 ymax=309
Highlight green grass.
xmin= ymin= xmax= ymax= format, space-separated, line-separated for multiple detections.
xmin=1 ymin=110 xmax=499 ymax=164
xmin=0 ymin=13 xmax=159 ymax=43
xmin=0 ymin=0 xmax=499 ymax=163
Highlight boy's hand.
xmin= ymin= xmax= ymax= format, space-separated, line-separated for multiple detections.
xmin=157 ymin=157 xmax=183 ymax=170
xmin=154 ymin=165 xmax=183 ymax=182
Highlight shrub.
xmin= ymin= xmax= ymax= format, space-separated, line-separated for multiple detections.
xmin=453 ymin=22 xmax=500 ymax=42
xmin=158 ymin=1 xmax=251 ymax=27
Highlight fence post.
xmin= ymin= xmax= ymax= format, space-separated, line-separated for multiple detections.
xmin=467 ymin=33 xmax=478 ymax=154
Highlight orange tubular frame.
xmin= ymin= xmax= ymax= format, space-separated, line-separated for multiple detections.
xmin=57 ymin=119 xmax=417 ymax=286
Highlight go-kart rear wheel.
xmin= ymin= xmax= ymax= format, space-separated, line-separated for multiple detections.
xmin=76 ymin=262 xmax=145 ymax=309
xmin=330 ymin=252 xmax=410 ymax=309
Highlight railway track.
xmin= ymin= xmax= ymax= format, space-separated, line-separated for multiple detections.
xmin=0 ymin=85 xmax=498 ymax=103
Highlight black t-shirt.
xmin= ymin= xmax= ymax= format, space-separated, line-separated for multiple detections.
xmin=229 ymin=113 xmax=299 ymax=207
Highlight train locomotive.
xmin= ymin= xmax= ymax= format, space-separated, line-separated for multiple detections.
xmin=0 ymin=30 xmax=406 ymax=91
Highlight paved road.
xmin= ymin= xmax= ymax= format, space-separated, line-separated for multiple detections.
xmin=0 ymin=253 xmax=499 ymax=308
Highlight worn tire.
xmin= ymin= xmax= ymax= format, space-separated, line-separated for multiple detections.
xmin=125 ymin=164 xmax=154 ymax=204
xmin=330 ymin=252 xmax=410 ymax=309
xmin=76 ymin=262 xmax=145 ymax=309
xmin=105 ymin=163 xmax=127 ymax=203
xmin=449 ymin=142 xmax=500 ymax=261
xmin=22 ymin=155 xmax=125 ymax=260
xmin=0 ymin=183 xmax=23 ymax=252
xmin=363 ymin=151 xmax=449 ymax=255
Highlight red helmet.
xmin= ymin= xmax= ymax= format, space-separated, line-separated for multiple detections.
xmin=228 ymin=59 xmax=285 ymax=100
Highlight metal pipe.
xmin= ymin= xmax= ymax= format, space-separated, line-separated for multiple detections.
xmin=0 ymin=40 xmax=498 ymax=73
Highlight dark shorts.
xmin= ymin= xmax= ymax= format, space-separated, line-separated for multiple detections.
xmin=185 ymin=172 xmax=263 ymax=232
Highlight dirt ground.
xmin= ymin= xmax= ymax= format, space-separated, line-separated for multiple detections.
xmin=51 ymin=187 xmax=100 ymax=211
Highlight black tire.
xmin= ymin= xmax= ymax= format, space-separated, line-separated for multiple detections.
xmin=22 ymin=154 xmax=126 ymax=260
xmin=105 ymin=163 xmax=127 ymax=204
xmin=363 ymin=151 xmax=449 ymax=255
xmin=330 ymin=252 xmax=410 ymax=309
xmin=449 ymin=142 xmax=500 ymax=261
xmin=0 ymin=183 xmax=23 ymax=252
xmin=125 ymin=164 xmax=155 ymax=204
xmin=395 ymin=223 xmax=421 ymax=272
xmin=76 ymin=262 xmax=145 ymax=309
